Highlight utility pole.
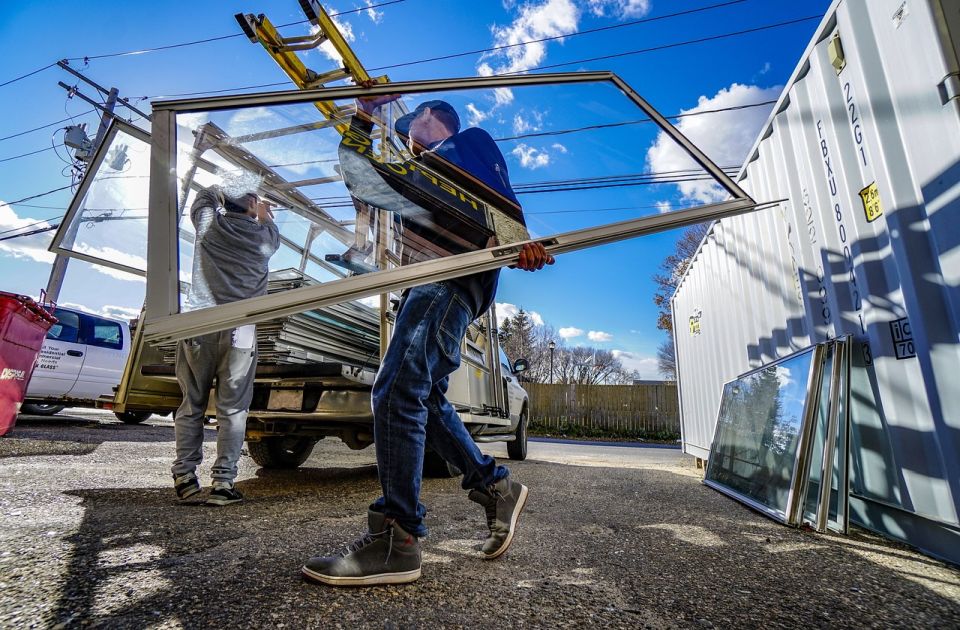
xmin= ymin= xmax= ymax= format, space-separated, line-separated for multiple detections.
xmin=44 ymin=61 xmax=150 ymax=303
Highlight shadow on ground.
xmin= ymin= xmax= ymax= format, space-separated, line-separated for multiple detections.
xmin=0 ymin=414 xmax=186 ymax=458
xmin=25 ymin=461 xmax=960 ymax=629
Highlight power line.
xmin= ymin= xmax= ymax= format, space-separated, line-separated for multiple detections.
xmin=149 ymin=81 xmax=292 ymax=100
xmin=368 ymin=0 xmax=747 ymax=71
xmin=0 ymin=110 xmax=96 ymax=143
xmin=0 ymin=224 xmax=59 ymax=243
xmin=138 ymin=12 xmax=814 ymax=102
xmin=0 ymin=62 xmax=57 ymax=89
xmin=0 ymin=216 xmax=63 ymax=238
xmin=494 ymin=100 xmax=776 ymax=142
xmin=510 ymin=15 xmax=821 ymax=74
xmin=61 ymin=0 xmax=410 ymax=62
xmin=0 ymin=144 xmax=61 ymax=164
xmin=4 ymin=185 xmax=74 ymax=206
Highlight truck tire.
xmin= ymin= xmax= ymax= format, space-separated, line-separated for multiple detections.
xmin=507 ymin=407 xmax=528 ymax=461
xmin=249 ymin=437 xmax=317 ymax=469
xmin=422 ymin=450 xmax=461 ymax=478
xmin=115 ymin=411 xmax=152 ymax=424
xmin=19 ymin=403 xmax=66 ymax=416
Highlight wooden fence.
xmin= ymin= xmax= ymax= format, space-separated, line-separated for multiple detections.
xmin=525 ymin=382 xmax=679 ymax=435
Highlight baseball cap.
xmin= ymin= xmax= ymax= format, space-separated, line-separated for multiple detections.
xmin=223 ymin=191 xmax=261 ymax=213
xmin=394 ymin=100 xmax=461 ymax=137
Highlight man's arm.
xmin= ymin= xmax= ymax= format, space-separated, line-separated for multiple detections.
xmin=190 ymin=186 xmax=222 ymax=241
xmin=255 ymin=202 xmax=281 ymax=256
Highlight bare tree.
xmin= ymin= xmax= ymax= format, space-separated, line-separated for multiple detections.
xmin=657 ymin=333 xmax=677 ymax=380
xmin=652 ymin=221 xmax=710 ymax=333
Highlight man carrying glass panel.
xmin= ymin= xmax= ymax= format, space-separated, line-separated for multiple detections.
xmin=302 ymin=94 xmax=553 ymax=586
xmin=172 ymin=182 xmax=279 ymax=506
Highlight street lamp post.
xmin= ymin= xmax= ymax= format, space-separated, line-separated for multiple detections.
xmin=548 ymin=340 xmax=556 ymax=384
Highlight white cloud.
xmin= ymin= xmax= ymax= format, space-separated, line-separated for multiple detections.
xmin=513 ymin=114 xmax=534 ymax=135
xmin=73 ymin=243 xmax=147 ymax=283
xmin=0 ymin=202 xmax=56 ymax=263
xmin=466 ymin=103 xmax=490 ymax=127
xmin=656 ymin=201 xmax=672 ymax=214
xmin=494 ymin=87 xmax=515 ymax=106
xmin=645 ymin=83 xmax=780 ymax=203
xmin=511 ymin=143 xmax=551 ymax=169
xmin=612 ymin=350 xmax=661 ymax=379
xmin=495 ymin=302 xmax=544 ymax=326
xmin=587 ymin=0 xmax=651 ymax=18
xmin=224 ymin=107 xmax=337 ymax=176
xmin=60 ymin=302 xmax=141 ymax=321
xmin=559 ymin=326 xmax=583 ymax=339
xmin=363 ymin=0 xmax=384 ymax=23
xmin=588 ymin=330 xmax=613 ymax=342
xmin=513 ymin=110 xmax=545 ymax=135
xmin=312 ymin=17 xmax=355 ymax=63
xmin=482 ymin=0 xmax=579 ymax=75
xmin=551 ymin=142 xmax=568 ymax=153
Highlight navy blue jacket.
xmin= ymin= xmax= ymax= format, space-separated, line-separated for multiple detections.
xmin=341 ymin=116 xmax=522 ymax=316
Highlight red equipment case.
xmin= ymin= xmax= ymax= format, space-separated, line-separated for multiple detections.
xmin=0 ymin=291 xmax=57 ymax=436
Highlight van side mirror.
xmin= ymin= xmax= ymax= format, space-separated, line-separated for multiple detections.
xmin=512 ymin=358 xmax=529 ymax=374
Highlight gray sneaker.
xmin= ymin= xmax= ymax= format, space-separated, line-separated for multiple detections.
xmin=468 ymin=475 xmax=529 ymax=559
xmin=301 ymin=510 xmax=421 ymax=586
xmin=206 ymin=481 xmax=244 ymax=506
xmin=173 ymin=472 xmax=200 ymax=501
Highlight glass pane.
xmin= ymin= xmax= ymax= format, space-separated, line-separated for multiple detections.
xmin=170 ymin=80 xmax=725 ymax=316
xmin=48 ymin=310 xmax=80 ymax=342
xmin=56 ymin=126 xmax=150 ymax=273
xmin=89 ymin=322 xmax=123 ymax=349
xmin=827 ymin=341 xmax=850 ymax=532
xmin=705 ymin=347 xmax=816 ymax=522
xmin=803 ymin=344 xmax=835 ymax=523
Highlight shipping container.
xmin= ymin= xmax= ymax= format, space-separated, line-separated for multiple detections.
xmin=673 ymin=0 xmax=960 ymax=564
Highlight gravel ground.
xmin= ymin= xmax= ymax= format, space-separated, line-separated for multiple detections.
xmin=1 ymin=409 xmax=958 ymax=629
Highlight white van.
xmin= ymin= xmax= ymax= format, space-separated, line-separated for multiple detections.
xmin=21 ymin=306 xmax=151 ymax=424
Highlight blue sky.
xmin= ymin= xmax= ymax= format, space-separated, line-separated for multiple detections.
xmin=0 ymin=0 xmax=830 ymax=377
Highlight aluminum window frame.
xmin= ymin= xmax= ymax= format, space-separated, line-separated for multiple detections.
xmin=143 ymin=71 xmax=757 ymax=343
xmin=703 ymin=343 xmax=826 ymax=524
xmin=49 ymin=119 xmax=152 ymax=278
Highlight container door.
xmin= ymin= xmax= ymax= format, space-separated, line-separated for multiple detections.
xmin=67 ymin=313 xmax=127 ymax=400
xmin=26 ymin=309 xmax=85 ymax=398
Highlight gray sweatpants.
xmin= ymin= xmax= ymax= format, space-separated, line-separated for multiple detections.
xmin=171 ymin=327 xmax=257 ymax=483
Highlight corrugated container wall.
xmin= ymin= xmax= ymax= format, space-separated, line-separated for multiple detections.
xmin=673 ymin=0 xmax=960 ymax=564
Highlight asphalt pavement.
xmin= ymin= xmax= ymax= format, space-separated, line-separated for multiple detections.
xmin=1 ymin=409 xmax=958 ymax=629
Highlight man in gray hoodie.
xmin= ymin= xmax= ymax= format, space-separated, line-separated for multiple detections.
xmin=172 ymin=184 xmax=280 ymax=506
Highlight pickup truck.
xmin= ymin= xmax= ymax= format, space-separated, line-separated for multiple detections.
xmin=21 ymin=306 xmax=153 ymax=424
xmin=117 ymin=302 xmax=532 ymax=475
xmin=22 ymin=305 xmax=531 ymax=475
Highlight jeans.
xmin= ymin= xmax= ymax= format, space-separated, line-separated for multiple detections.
xmin=370 ymin=281 xmax=508 ymax=537
xmin=171 ymin=327 xmax=257 ymax=483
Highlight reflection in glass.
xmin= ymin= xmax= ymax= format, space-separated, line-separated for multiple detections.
xmin=169 ymin=82 xmax=719 ymax=315
xmin=804 ymin=345 xmax=835 ymax=522
xmin=705 ymin=348 xmax=815 ymax=521
xmin=56 ymin=126 xmax=151 ymax=274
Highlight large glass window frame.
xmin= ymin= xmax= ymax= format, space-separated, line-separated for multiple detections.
xmin=704 ymin=337 xmax=851 ymax=532
xmin=143 ymin=72 xmax=760 ymax=345
xmin=48 ymin=119 xmax=152 ymax=277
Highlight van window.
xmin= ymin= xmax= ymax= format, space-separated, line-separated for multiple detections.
xmin=47 ymin=309 xmax=80 ymax=343
xmin=81 ymin=315 xmax=123 ymax=350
